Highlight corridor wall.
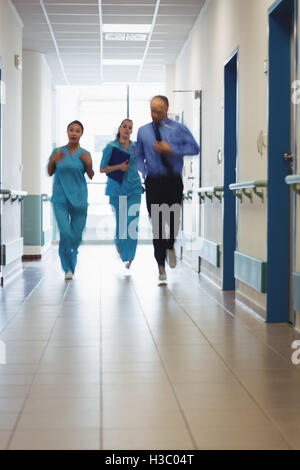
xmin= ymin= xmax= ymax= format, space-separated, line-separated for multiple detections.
xmin=0 ymin=0 xmax=23 ymax=282
xmin=22 ymin=51 xmax=52 ymax=259
xmin=173 ymin=0 xmax=274 ymax=319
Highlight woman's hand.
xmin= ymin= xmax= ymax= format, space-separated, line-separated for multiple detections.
xmin=48 ymin=149 xmax=65 ymax=176
xmin=119 ymin=160 xmax=129 ymax=172
xmin=52 ymin=149 xmax=66 ymax=162
xmin=80 ymin=152 xmax=94 ymax=180
xmin=100 ymin=160 xmax=129 ymax=174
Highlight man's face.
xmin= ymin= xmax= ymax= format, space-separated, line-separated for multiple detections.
xmin=150 ymin=98 xmax=168 ymax=123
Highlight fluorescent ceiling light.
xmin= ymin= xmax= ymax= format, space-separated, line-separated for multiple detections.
xmin=103 ymin=24 xmax=151 ymax=33
xmin=104 ymin=33 xmax=148 ymax=41
xmin=103 ymin=59 xmax=142 ymax=66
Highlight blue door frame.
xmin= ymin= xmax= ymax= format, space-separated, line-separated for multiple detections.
xmin=0 ymin=58 xmax=2 ymax=284
xmin=223 ymin=50 xmax=238 ymax=290
xmin=267 ymin=0 xmax=294 ymax=322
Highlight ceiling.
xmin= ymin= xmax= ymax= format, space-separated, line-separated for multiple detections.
xmin=11 ymin=0 xmax=205 ymax=85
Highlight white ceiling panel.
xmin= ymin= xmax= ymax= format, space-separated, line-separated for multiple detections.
xmin=102 ymin=5 xmax=155 ymax=15
xmin=47 ymin=15 xmax=99 ymax=24
xmin=55 ymin=32 xmax=100 ymax=39
xmin=12 ymin=0 xmax=205 ymax=85
xmin=158 ymin=5 xmax=203 ymax=15
xmin=45 ymin=5 xmax=99 ymax=14
xmin=102 ymin=0 xmax=156 ymax=4
xmin=52 ymin=24 xmax=100 ymax=32
xmin=161 ymin=0 xmax=203 ymax=4
xmin=56 ymin=40 xmax=100 ymax=47
xmin=102 ymin=16 xmax=152 ymax=24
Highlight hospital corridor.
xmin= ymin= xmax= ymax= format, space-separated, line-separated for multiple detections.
xmin=0 ymin=0 xmax=300 ymax=451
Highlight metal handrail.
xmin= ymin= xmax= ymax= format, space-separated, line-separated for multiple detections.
xmin=197 ymin=186 xmax=224 ymax=202
xmin=229 ymin=180 xmax=267 ymax=202
xmin=0 ymin=190 xmax=11 ymax=201
xmin=42 ymin=193 xmax=52 ymax=202
xmin=0 ymin=189 xmax=27 ymax=202
xmin=183 ymin=190 xmax=193 ymax=201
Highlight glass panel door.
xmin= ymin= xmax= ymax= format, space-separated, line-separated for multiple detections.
xmin=56 ymin=83 xmax=164 ymax=243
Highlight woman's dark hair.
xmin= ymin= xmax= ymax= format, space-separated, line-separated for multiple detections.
xmin=67 ymin=120 xmax=84 ymax=133
xmin=116 ymin=119 xmax=133 ymax=139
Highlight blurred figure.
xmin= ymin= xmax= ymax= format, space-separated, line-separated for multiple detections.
xmin=135 ymin=95 xmax=199 ymax=282
xmin=48 ymin=120 xmax=94 ymax=280
xmin=100 ymin=119 xmax=142 ymax=269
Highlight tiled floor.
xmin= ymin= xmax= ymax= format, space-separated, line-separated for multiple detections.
xmin=0 ymin=245 xmax=300 ymax=450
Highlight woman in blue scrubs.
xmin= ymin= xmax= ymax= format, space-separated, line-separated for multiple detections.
xmin=48 ymin=120 xmax=94 ymax=280
xmin=100 ymin=119 xmax=142 ymax=269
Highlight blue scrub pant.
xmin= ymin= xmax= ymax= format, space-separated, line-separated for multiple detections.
xmin=53 ymin=202 xmax=87 ymax=274
xmin=109 ymin=195 xmax=141 ymax=262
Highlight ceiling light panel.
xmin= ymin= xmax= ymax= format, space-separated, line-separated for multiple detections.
xmin=104 ymin=33 xmax=147 ymax=41
xmin=102 ymin=24 xmax=151 ymax=33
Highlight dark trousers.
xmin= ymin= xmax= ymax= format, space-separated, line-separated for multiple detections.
xmin=145 ymin=175 xmax=183 ymax=266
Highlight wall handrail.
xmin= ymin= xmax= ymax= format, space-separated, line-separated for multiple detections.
xmin=229 ymin=180 xmax=267 ymax=202
xmin=41 ymin=193 xmax=52 ymax=202
xmin=183 ymin=189 xmax=193 ymax=201
xmin=286 ymin=175 xmax=300 ymax=194
xmin=0 ymin=190 xmax=28 ymax=202
xmin=197 ymin=186 xmax=224 ymax=202
xmin=0 ymin=190 xmax=11 ymax=201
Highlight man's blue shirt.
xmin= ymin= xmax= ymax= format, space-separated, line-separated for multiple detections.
xmin=135 ymin=117 xmax=199 ymax=178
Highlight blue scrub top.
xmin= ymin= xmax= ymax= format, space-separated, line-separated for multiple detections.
xmin=100 ymin=140 xmax=142 ymax=197
xmin=50 ymin=145 xmax=90 ymax=209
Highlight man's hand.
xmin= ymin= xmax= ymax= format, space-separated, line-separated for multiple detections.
xmin=153 ymin=141 xmax=172 ymax=155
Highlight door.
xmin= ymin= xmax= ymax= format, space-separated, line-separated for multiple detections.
xmin=178 ymin=92 xmax=202 ymax=267
xmin=222 ymin=50 xmax=238 ymax=291
xmin=267 ymin=0 xmax=295 ymax=322
xmin=0 ymin=58 xmax=2 ymax=284
xmin=56 ymin=84 xmax=158 ymax=244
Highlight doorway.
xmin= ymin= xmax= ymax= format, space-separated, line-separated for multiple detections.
xmin=0 ymin=57 xmax=2 ymax=284
xmin=222 ymin=50 xmax=238 ymax=291
xmin=56 ymin=83 xmax=163 ymax=243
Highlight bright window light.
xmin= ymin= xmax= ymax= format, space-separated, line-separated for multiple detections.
xmin=102 ymin=24 xmax=151 ymax=33
xmin=103 ymin=59 xmax=142 ymax=66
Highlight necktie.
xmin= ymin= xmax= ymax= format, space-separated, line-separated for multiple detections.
xmin=153 ymin=122 xmax=172 ymax=173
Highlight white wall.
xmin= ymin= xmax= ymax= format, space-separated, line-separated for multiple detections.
xmin=22 ymin=50 xmax=52 ymax=195
xmin=164 ymin=64 xmax=176 ymax=116
xmin=0 ymin=0 xmax=23 ymax=244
